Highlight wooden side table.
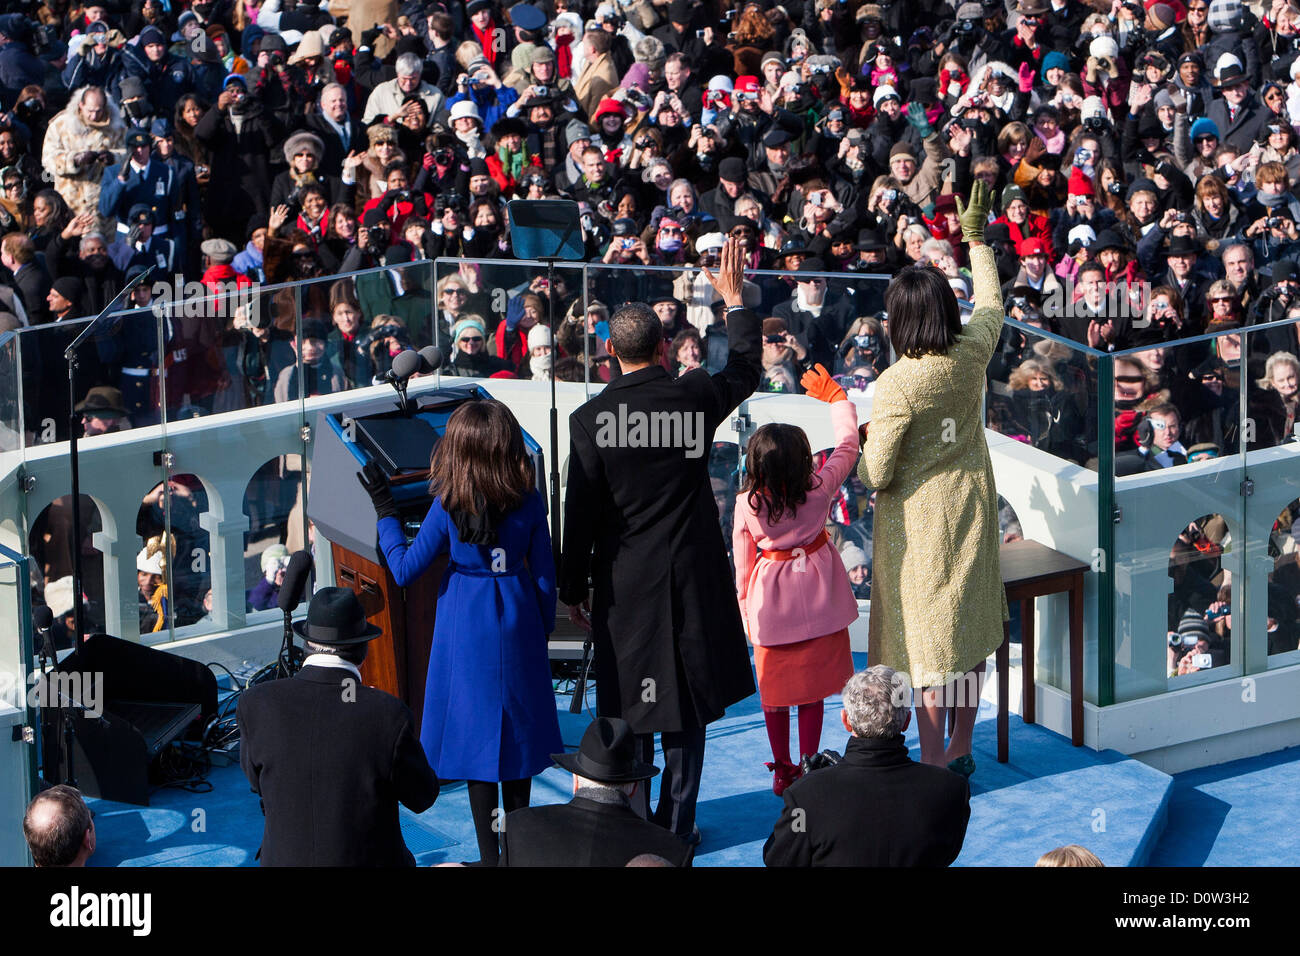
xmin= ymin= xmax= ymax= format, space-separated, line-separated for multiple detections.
xmin=995 ymin=539 xmax=1089 ymax=762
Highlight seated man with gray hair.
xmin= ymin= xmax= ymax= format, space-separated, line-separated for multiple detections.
xmin=763 ymin=666 xmax=971 ymax=867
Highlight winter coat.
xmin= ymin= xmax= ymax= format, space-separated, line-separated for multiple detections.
xmin=734 ymin=399 xmax=861 ymax=646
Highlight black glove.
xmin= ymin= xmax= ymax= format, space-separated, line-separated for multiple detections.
xmin=360 ymin=26 xmax=383 ymax=48
xmin=357 ymin=461 xmax=399 ymax=520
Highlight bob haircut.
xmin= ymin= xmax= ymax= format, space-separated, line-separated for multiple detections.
xmin=885 ymin=265 xmax=962 ymax=358
xmin=428 ymin=399 xmax=535 ymax=515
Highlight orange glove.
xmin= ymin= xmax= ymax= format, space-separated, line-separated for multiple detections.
xmin=800 ymin=363 xmax=847 ymax=403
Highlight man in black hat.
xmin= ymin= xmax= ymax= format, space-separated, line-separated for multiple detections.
xmin=700 ymin=156 xmax=753 ymax=222
xmin=499 ymin=717 xmax=691 ymax=867
xmin=1204 ymin=61 xmax=1264 ymax=152
xmin=237 ymin=587 xmax=439 ymax=866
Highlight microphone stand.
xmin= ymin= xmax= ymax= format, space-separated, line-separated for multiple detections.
xmin=65 ymin=265 xmax=155 ymax=653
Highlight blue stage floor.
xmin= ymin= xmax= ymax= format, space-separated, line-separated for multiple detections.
xmin=85 ymin=654 xmax=1300 ymax=867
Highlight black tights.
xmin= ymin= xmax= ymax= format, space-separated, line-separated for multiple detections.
xmin=466 ymin=778 xmax=531 ymax=866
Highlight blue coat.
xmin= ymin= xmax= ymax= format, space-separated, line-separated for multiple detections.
xmin=378 ymin=490 xmax=561 ymax=782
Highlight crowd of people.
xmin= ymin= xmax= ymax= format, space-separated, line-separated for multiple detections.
xmin=1 ymin=0 xmax=1299 ymax=463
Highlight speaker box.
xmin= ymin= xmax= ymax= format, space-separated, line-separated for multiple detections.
xmin=41 ymin=634 xmax=218 ymax=805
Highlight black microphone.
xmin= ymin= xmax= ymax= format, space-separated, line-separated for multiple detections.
xmin=385 ymin=348 xmax=424 ymax=384
xmin=32 ymin=605 xmax=53 ymax=632
xmin=418 ymin=345 xmax=443 ymax=372
xmin=278 ymin=550 xmax=314 ymax=612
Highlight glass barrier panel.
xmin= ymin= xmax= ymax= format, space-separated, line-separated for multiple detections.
xmin=1240 ymin=321 xmax=1300 ymax=668
xmin=0 ymin=333 xmax=20 ymax=457
xmin=0 ymin=546 xmax=36 ymax=866
xmin=1110 ymin=331 xmax=1248 ymax=701
xmin=435 ymin=258 xmax=584 ymax=383
xmin=986 ymin=320 xmax=1099 ymax=469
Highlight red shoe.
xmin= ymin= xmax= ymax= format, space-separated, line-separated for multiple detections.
xmin=765 ymin=760 xmax=802 ymax=796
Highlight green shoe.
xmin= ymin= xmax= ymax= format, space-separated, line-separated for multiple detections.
xmin=947 ymin=754 xmax=976 ymax=779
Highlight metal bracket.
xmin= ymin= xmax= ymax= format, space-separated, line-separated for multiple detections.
xmin=1239 ymin=479 xmax=1254 ymax=497
xmin=20 ymin=470 xmax=34 ymax=494
xmin=1112 ymin=505 xmax=1122 ymax=524
xmin=731 ymin=412 xmax=751 ymax=434
xmin=300 ymin=424 xmax=312 ymax=444
xmin=152 ymin=450 xmax=175 ymax=469
xmin=11 ymin=725 xmax=33 ymax=744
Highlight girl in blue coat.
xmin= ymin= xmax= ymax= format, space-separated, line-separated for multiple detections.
xmin=358 ymin=399 xmax=561 ymax=866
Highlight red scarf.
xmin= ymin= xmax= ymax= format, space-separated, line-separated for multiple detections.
xmin=472 ymin=19 xmax=499 ymax=68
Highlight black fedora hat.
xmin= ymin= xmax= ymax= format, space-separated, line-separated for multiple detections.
xmin=292 ymin=586 xmax=383 ymax=645
xmin=552 ymin=717 xmax=660 ymax=783
xmin=855 ymin=227 xmax=888 ymax=251
xmin=1166 ymin=234 xmax=1200 ymax=257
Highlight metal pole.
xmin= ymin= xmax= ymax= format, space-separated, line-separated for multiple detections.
xmin=547 ymin=258 xmax=562 ymax=568
xmin=67 ymin=348 xmax=85 ymax=652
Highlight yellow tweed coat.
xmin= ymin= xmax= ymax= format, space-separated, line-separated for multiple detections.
xmin=858 ymin=244 xmax=1009 ymax=689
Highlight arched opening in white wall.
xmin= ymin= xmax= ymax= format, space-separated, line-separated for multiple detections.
xmin=28 ymin=496 xmax=105 ymax=647
xmin=135 ymin=475 xmax=212 ymax=635
xmin=242 ymin=456 xmax=306 ymax=614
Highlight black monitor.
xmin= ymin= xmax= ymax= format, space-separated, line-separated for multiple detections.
xmin=506 ymin=199 xmax=585 ymax=261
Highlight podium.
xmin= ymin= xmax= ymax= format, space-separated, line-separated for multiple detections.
xmin=307 ymin=385 xmax=545 ymax=731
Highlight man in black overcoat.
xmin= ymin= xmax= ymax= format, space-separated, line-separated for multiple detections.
xmin=764 ymin=666 xmax=970 ymax=867
xmin=500 ymin=717 xmax=692 ymax=867
xmin=559 ymin=238 xmax=760 ymax=844
xmin=237 ymin=588 xmax=439 ymax=866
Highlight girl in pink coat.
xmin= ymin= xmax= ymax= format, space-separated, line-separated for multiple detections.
xmin=734 ymin=364 xmax=861 ymax=795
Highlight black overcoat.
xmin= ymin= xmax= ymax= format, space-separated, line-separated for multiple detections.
xmin=762 ymin=734 xmax=970 ymax=867
xmin=236 ymin=664 xmax=439 ymax=866
xmin=499 ymin=793 xmax=692 ymax=867
xmin=559 ymin=308 xmax=762 ymax=734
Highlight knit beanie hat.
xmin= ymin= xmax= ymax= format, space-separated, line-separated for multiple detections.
xmin=527 ymin=324 xmax=553 ymax=350
xmin=452 ymin=316 xmax=487 ymax=343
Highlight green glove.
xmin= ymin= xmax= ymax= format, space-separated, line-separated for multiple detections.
xmin=954 ymin=179 xmax=992 ymax=246
xmin=906 ymin=102 xmax=932 ymax=138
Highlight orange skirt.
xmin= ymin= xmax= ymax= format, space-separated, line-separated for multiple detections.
xmin=753 ymin=628 xmax=854 ymax=708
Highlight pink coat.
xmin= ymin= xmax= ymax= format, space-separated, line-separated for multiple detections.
xmin=733 ymin=400 xmax=861 ymax=647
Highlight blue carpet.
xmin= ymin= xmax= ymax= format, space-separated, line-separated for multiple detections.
xmin=1147 ymin=747 xmax=1300 ymax=867
xmin=88 ymin=651 xmax=1188 ymax=867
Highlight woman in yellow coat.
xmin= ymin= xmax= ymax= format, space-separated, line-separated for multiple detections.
xmin=858 ymin=180 xmax=1008 ymax=777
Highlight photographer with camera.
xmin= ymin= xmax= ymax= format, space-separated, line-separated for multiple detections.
xmin=360 ymin=161 xmax=434 ymax=234
xmin=416 ymin=131 xmax=472 ymax=198
xmin=62 ymin=20 xmax=121 ymax=93
xmin=450 ymin=57 xmax=520 ymax=132
xmin=195 ymin=73 xmax=276 ymax=245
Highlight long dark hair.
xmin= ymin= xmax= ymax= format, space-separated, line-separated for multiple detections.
xmin=429 ymin=399 xmax=535 ymax=514
xmin=741 ymin=424 xmax=817 ymax=523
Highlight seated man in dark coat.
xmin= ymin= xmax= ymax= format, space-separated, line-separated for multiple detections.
xmin=237 ymin=587 xmax=439 ymax=866
xmin=500 ymin=717 xmax=692 ymax=867
xmin=763 ymin=665 xmax=971 ymax=867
